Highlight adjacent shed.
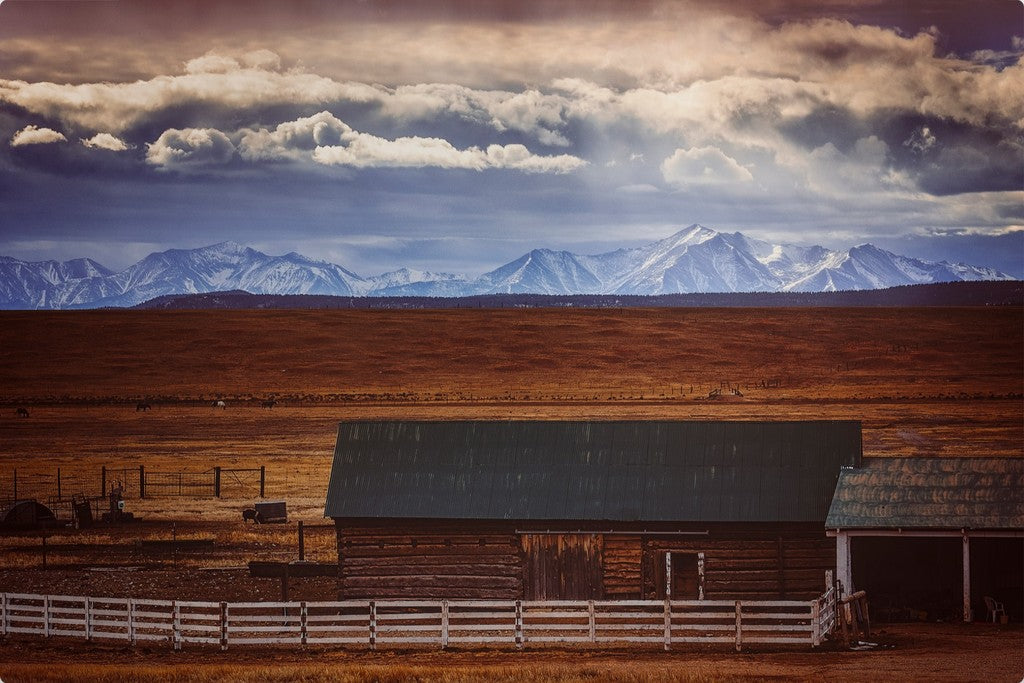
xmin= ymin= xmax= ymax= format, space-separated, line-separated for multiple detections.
xmin=826 ymin=458 xmax=1024 ymax=622
xmin=325 ymin=420 xmax=862 ymax=601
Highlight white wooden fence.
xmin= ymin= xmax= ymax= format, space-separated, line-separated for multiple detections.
xmin=0 ymin=592 xmax=836 ymax=651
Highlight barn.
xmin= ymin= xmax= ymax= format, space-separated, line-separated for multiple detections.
xmin=324 ymin=420 xmax=861 ymax=601
xmin=826 ymin=457 xmax=1024 ymax=623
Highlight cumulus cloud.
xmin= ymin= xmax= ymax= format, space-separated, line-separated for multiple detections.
xmin=168 ymin=111 xmax=585 ymax=174
xmin=313 ymin=135 xmax=584 ymax=173
xmin=661 ymin=146 xmax=753 ymax=188
xmin=146 ymin=128 xmax=235 ymax=167
xmin=81 ymin=132 xmax=131 ymax=151
xmin=10 ymin=125 xmax=66 ymax=146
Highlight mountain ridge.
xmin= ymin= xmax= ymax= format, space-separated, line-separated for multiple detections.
xmin=0 ymin=226 xmax=1014 ymax=309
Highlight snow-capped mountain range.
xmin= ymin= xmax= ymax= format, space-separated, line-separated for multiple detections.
xmin=0 ymin=225 xmax=1013 ymax=309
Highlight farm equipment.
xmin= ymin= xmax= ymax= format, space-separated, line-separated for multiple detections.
xmin=101 ymin=486 xmax=135 ymax=523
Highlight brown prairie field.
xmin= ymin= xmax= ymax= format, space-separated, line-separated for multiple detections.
xmin=0 ymin=307 xmax=1022 ymax=681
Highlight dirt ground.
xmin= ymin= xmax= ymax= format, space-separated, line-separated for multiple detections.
xmin=0 ymin=307 xmax=1021 ymax=680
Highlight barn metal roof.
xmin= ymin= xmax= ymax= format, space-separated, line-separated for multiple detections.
xmin=324 ymin=420 xmax=862 ymax=522
xmin=826 ymin=458 xmax=1024 ymax=530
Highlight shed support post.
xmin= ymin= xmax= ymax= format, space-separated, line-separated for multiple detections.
xmin=835 ymin=531 xmax=852 ymax=597
xmin=139 ymin=465 xmax=146 ymax=499
xmin=259 ymin=466 xmax=265 ymax=498
xmin=57 ymin=467 xmax=61 ymax=501
xmin=101 ymin=466 xmax=106 ymax=497
xmin=962 ymin=531 xmax=972 ymax=623
xmin=214 ymin=467 xmax=221 ymax=498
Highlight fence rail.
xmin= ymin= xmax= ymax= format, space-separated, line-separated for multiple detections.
xmin=0 ymin=592 xmax=836 ymax=651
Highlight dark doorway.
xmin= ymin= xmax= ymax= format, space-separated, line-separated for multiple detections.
xmin=852 ymin=537 xmax=962 ymax=622
xmin=971 ymin=538 xmax=1023 ymax=621
xmin=522 ymin=533 xmax=604 ymax=600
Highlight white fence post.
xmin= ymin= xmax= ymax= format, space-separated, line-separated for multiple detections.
xmin=368 ymin=601 xmax=376 ymax=651
xmin=514 ymin=600 xmax=523 ymax=649
xmin=441 ymin=599 xmax=449 ymax=650
xmin=220 ymin=602 xmax=228 ymax=651
xmin=172 ymin=600 xmax=181 ymax=651
xmin=734 ymin=601 xmax=742 ymax=652
xmin=588 ymin=600 xmax=596 ymax=643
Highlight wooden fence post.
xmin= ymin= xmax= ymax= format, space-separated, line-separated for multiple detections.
xmin=734 ymin=601 xmax=742 ymax=652
xmin=663 ymin=599 xmax=672 ymax=651
xmin=441 ymin=599 xmax=449 ymax=649
xmin=0 ymin=593 xmax=6 ymax=639
xmin=298 ymin=521 xmax=305 ymax=561
xmin=300 ymin=601 xmax=308 ymax=648
xmin=139 ymin=465 xmax=146 ymax=499
xmin=85 ymin=597 xmax=92 ymax=641
xmin=100 ymin=466 xmax=106 ymax=497
xmin=172 ymin=600 xmax=180 ymax=651
xmin=515 ymin=600 xmax=523 ymax=649
xmin=218 ymin=602 xmax=227 ymax=650
xmin=43 ymin=595 xmax=50 ymax=638
xmin=57 ymin=467 xmax=62 ymax=501
xmin=128 ymin=599 xmax=136 ymax=645
xmin=588 ymin=600 xmax=596 ymax=643
xmin=214 ymin=467 xmax=221 ymax=498
xmin=259 ymin=466 xmax=265 ymax=498
xmin=811 ymin=597 xmax=821 ymax=647
xmin=368 ymin=601 xmax=376 ymax=650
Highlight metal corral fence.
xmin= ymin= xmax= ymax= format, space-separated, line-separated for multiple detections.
xmin=0 ymin=590 xmax=837 ymax=651
xmin=1 ymin=465 xmax=265 ymax=503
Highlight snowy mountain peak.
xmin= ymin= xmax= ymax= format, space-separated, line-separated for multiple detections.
xmin=0 ymin=227 xmax=1014 ymax=308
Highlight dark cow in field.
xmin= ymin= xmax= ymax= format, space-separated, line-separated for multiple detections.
xmin=15 ymin=407 xmax=29 ymax=418
xmin=136 ymin=403 xmax=151 ymax=412
xmin=260 ymin=399 xmax=276 ymax=409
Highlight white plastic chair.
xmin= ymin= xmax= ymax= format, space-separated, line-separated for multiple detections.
xmin=983 ymin=596 xmax=1006 ymax=623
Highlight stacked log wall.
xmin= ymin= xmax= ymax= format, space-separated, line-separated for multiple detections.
xmin=337 ymin=522 xmax=521 ymax=599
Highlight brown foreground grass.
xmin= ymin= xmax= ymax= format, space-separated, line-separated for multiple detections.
xmin=0 ymin=623 xmax=1021 ymax=682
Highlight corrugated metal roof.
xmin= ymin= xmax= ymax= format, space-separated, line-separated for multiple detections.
xmin=324 ymin=420 xmax=862 ymax=522
xmin=825 ymin=458 xmax=1024 ymax=529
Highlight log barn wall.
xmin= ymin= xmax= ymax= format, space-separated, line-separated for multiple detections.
xmin=335 ymin=519 xmax=833 ymax=600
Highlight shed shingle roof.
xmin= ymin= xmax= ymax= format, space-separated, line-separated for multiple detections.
xmin=324 ymin=420 xmax=862 ymax=522
xmin=825 ymin=458 xmax=1024 ymax=529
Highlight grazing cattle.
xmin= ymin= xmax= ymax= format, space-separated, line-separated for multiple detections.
xmin=212 ymin=400 xmax=227 ymax=409
xmin=15 ymin=407 xmax=29 ymax=418
xmin=136 ymin=403 xmax=151 ymax=412
xmin=260 ymin=399 xmax=276 ymax=409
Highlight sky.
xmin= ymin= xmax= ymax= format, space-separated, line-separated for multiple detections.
xmin=0 ymin=0 xmax=1022 ymax=277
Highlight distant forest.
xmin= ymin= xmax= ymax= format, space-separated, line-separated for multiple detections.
xmin=132 ymin=281 xmax=1022 ymax=310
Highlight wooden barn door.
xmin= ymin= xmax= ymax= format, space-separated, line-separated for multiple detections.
xmin=522 ymin=533 xmax=604 ymax=600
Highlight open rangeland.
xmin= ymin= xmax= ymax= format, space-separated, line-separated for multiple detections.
xmin=0 ymin=307 xmax=1021 ymax=681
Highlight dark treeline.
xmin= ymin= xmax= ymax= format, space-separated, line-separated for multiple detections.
xmin=131 ymin=281 xmax=1022 ymax=311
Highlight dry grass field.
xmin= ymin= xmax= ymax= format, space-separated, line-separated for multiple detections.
xmin=0 ymin=306 xmax=1021 ymax=681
